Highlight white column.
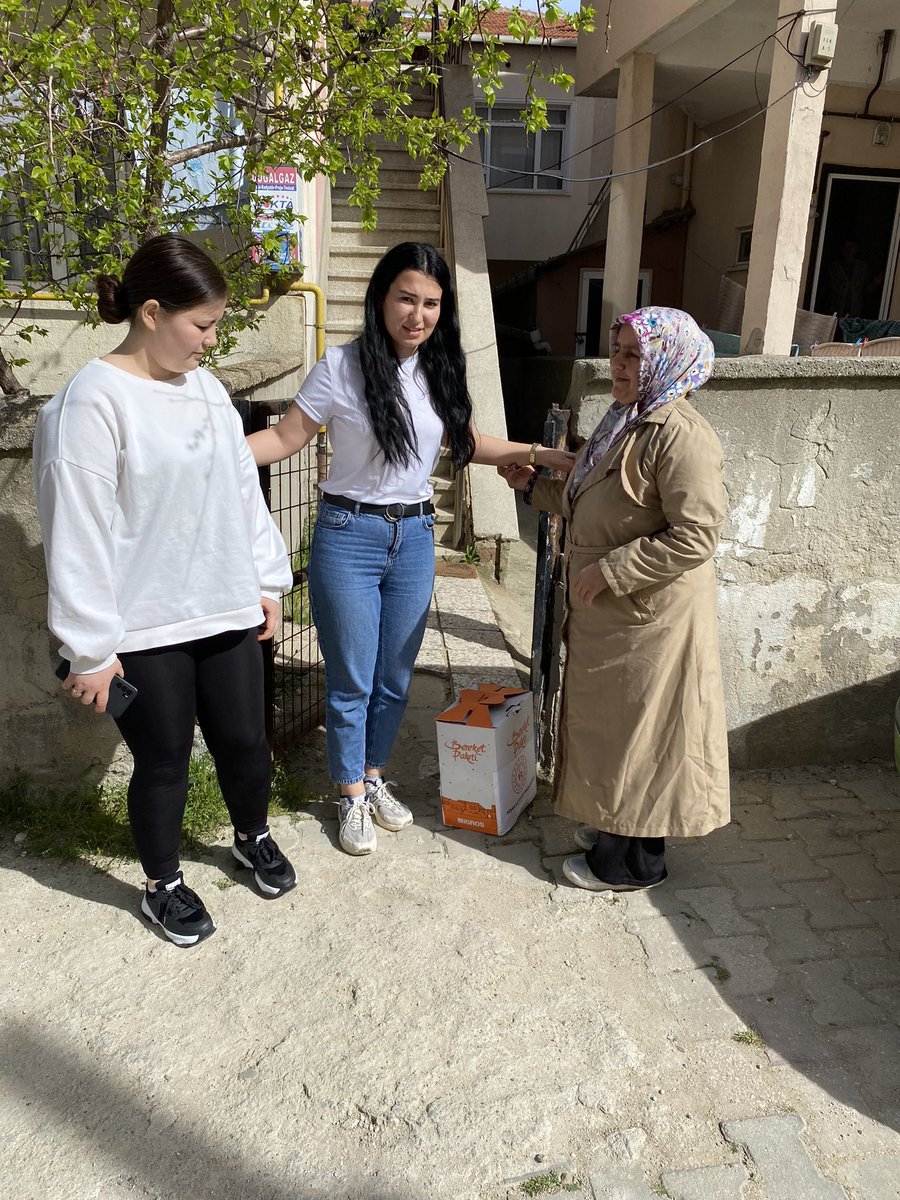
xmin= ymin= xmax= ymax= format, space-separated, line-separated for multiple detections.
xmin=600 ymin=52 xmax=655 ymax=350
xmin=740 ymin=0 xmax=835 ymax=354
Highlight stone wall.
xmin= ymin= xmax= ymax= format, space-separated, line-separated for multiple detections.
xmin=0 ymin=357 xmax=304 ymax=792
xmin=567 ymin=356 xmax=900 ymax=767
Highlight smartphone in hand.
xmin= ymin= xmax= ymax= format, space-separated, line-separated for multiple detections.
xmin=55 ymin=659 xmax=138 ymax=718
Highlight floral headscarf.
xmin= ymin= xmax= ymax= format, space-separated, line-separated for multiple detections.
xmin=568 ymin=306 xmax=714 ymax=499
xmin=613 ymin=305 xmax=714 ymax=418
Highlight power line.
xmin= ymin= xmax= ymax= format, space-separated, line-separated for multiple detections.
xmin=450 ymin=79 xmax=806 ymax=186
xmin=478 ymin=5 xmax=834 ymax=190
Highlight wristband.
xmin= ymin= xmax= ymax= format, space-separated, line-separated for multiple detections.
xmin=523 ymin=473 xmax=538 ymax=506
xmin=528 ymin=442 xmax=539 ymax=466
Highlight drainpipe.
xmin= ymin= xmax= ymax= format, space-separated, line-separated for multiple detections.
xmin=824 ymin=29 xmax=896 ymax=121
xmin=864 ymin=29 xmax=894 ymax=117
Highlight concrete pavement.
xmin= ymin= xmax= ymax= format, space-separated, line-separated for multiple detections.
xmin=2 ymin=565 xmax=900 ymax=1200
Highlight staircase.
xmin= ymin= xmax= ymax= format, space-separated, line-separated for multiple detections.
xmin=325 ymin=94 xmax=462 ymax=549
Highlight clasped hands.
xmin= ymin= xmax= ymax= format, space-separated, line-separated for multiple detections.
xmin=496 ymin=446 xmax=575 ymax=492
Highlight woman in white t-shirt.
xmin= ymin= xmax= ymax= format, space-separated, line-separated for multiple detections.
xmin=33 ymin=235 xmax=297 ymax=946
xmin=249 ymin=241 xmax=573 ymax=856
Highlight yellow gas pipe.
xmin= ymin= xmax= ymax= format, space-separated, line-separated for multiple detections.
xmin=1 ymin=278 xmax=327 ymax=364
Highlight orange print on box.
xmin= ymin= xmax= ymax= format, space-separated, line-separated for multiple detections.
xmin=436 ymin=685 xmax=537 ymax=836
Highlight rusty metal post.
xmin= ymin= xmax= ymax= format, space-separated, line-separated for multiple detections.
xmin=530 ymin=406 xmax=571 ymax=770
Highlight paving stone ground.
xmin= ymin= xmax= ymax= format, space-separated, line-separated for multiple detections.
xmin=2 ymin=570 xmax=899 ymax=1199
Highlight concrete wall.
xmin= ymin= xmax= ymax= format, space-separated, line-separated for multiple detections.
xmin=443 ymin=64 xmax=520 ymax=549
xmin=645 ymin=105 xmax=691 ymax=226
xmin=1 ymin=294 xmax=309 ymax=399
xmin=0 ymin=358 xmax=305 ymax=793
xmin=566 ymin=355 xmax=900 ymax=767
xmin=0 ymin=389 xmax=129 ymax=789
xmin=682 ymin=108 xmax=762 ymax=325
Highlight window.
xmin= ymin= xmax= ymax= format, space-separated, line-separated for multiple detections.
xmin=736 ymin=227 xmax=753 ymax=266
xmin=0 ymin=93 xmax=242 ymax=285
xmin=476 ymin=104 xmax=568 ymax=192
xmin=0 ymin=193 xmax=51 ymax=282
xmin=575 ymin=269 xmax=652 ymax=358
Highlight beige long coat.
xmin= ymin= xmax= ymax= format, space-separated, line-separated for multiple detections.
xmin=532 ymin=396 xmax=729 ymax=838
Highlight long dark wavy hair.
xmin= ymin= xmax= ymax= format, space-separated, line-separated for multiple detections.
xmin=358 ymin=242 xmax=475 ymax=471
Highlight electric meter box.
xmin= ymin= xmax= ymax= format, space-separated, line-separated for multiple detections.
xmin=804 ymin=22 xmax=838 ymax=69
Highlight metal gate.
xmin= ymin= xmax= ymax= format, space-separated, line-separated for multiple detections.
xmin=530 ymin=406 xmax=571 ymax=773
xmin=240 ymin=398 xmax=327 ymax=753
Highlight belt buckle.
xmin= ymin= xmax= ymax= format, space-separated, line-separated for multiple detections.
xmin=385 ymin=501 xmax=405 ymax=522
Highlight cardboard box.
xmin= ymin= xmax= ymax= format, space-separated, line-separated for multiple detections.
xmin=436 ymin=685 xmax=537 ymax=835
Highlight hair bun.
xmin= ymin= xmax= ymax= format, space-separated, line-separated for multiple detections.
xmin=95 ymin=273 xmax=129 ymax=324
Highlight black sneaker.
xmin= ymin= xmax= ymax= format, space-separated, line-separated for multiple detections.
xmin=141 ymin=873 xmax=216 ymax=946
xmin=232 ymin=829 xmax=297 ymax=897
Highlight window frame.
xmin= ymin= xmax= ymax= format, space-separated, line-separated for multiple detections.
xmin=735 ymin=227 xmax=753 ymax=267
xmin=476 ymin=102 xmax=571 ymax=195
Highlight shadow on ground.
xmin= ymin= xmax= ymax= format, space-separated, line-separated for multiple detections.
xmin=0 ymin=1018 xmax=423 ymax=1200
xmin=551 ymin=762 xmax=900 ymax=1144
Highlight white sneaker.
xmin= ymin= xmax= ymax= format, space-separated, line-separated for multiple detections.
xmin=338 ymin=795 xmax=377 ymax=855
xmin=364 ymin=777 xmax=414 ymax=832
xmin=562 ymin=853 xmax=667 ymax=893
xmin=574 ymin=825 xmax=600 ymax=851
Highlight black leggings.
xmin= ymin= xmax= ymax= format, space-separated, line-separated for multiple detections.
xmin=115 ymin=628 xmax=270 ymax=880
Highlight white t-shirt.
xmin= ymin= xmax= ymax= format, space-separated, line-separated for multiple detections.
xmin=33 ymin=359 xmax=292 ymax=674
xmin=295 ymin=342 xmax=445 ymax=503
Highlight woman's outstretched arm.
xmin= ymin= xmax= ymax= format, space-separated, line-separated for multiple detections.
xmin=470 ymin=427 xmax=575 ymax=474
xmin=248 ymin=404 xmax=322 ymax=467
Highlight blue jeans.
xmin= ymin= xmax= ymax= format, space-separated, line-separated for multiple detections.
xmin=307 ymin=501 xmax=436 ymax=785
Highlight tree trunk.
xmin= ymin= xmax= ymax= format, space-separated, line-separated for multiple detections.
xmin=141 ymin=0 xmax=176 ymax=240
xmin=0 ymin=346 xmax=25 ymax=398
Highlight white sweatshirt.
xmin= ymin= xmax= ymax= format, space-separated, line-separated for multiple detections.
xmin=33 ymin=359 xmax=292 ymax=674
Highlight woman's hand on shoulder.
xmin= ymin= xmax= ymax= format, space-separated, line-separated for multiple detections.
xmin=537 ymin=447 xmax=577 ymax=475
xmin=62 ymin=660 xmax=124 ymax=714
xmin=497 ymin=464 xmax=535 ymax=491
xmin=258 ymin=596 xmax=282 ymax=641
xmin=571 ymin=563 xmax=609 ymax=607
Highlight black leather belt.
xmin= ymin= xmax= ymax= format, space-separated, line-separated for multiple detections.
xmin=322 ymin=492 xmax=434 ymax=521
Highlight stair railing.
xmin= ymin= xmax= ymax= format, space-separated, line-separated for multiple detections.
xmin=567 ymin=177 xmax=612 ymax=254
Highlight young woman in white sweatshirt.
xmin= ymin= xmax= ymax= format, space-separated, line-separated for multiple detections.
xmin=33 ymin=235 xmax=297 ymax=946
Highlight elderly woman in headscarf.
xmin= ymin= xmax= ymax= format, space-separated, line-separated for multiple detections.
xmin=500 ymin=306 xmax=729 ymax=893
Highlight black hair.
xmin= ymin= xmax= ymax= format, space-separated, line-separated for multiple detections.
xmin=95 ymin=234 xmax=228 ymax=325
xmin=357 ymin=241 xmax=475 ymax=472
